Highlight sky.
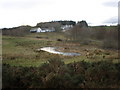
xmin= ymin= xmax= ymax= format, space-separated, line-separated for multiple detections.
xmin=118 ymin=1 xmax=120 ymax=24
xmin=0 ymin=0 xmax=119 ymax=28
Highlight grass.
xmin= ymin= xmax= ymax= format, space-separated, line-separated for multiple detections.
xmin=3 ymin=59 xmax=45 ymax=67
xmin=2 ymin=32 xmax=119 ymax=67
xmin=2 ymin=33 xmax=66 ymax=67
xmin=2 ymin=26 xmax=120 ymax=88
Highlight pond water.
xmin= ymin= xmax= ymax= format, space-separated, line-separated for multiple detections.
xmin=38 ymin=47 xmax=80 ymax=56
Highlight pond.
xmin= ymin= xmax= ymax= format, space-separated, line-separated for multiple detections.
xmin=37 ymin=47 xmax=80 ymax=56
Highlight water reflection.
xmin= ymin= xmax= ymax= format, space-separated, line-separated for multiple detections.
xmin=38 ymin=47 xmax=80 ymax=56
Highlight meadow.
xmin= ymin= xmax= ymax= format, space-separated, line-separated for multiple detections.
xmin=2 ymin=25 xmax=120 ymax=88
xmin=3 ymin=30 xmax=119 ymax=67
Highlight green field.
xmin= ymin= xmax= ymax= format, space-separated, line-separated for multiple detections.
xmin=2 ymin=32 xmax=119 ymax=67
xmin=2 ymin=26 xmax=120 ymax=88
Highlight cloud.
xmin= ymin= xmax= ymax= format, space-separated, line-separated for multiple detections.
xmin=0 ymin=0 xmax=118 ymax=28
xmin=0 ymin=0 xmax=54 ymax=9
xmin=119 ymin=1 xmax=120 ymax=7
xmin=119 ymin=1 xmax=120 ymax=6
xmin=103 ymin=0 xmax=118 ymax=7
xmin=103 ymin=16 xmax=118 ymax=24
xmin=119 ymin=1 xmax=120 ymax=24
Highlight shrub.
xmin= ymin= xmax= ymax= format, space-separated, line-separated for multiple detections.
xmin=2 ymin=60 xmax=120 ymax=88
xmin=2 ymin=25 xmax=31 ymax=36
xmin=102 ymin=29 xmax=118 ymax=49
xmin=85 ymin=61 xmax=119 ymax=87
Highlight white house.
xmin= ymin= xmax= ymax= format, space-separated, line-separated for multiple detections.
xmin=42 ymin=28 xmax=55 ymax=32
xmin=30 ymin=27 xmax=55 ymax=33
xmin=61 ymin=25 xmax=73 ymax=31
xmin=30 ymin=28 xmax=42 ymax=33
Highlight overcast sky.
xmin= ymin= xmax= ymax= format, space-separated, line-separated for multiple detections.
xmin=0 ymin=0 xmax=119 ymax=28
xmin=119 ymin=1 xmax=120 ymax=24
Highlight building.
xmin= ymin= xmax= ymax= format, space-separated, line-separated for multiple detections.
xmin=61 ymin=25 xmax=73 ymax=32
xmin=30 ymin=28 xmax=42 ymax=33
xmin=30 ymin=27 xmax=55 ymax=33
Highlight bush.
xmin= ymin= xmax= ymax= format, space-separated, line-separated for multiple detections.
xmin=65 ymin=25 xmax=118 ymax=49
xmin=85 ymin=61 xmax=119 ymax=87
xmin=2 ymin=25 xmax=31 ymax=36
xmin=67 ymin=25 xmax=91 ymax=43
xmin=2 ymin=60 xmax=120 ymax=88
xmin=102 ymin=29 xmax=118 ymax=49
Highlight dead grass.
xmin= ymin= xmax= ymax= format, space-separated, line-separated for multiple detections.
xmin=2 ymin=32 xmax=119 ymax=67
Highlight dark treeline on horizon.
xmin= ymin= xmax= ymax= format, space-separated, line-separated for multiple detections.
xmin=1 ymin=20 xmax=118 ymax=30
xmin=54 ymin=20 xmax=76 ymax=25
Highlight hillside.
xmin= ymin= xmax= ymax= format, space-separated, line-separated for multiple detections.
xmin=2 ymin=21 xmax=120 ymax=88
